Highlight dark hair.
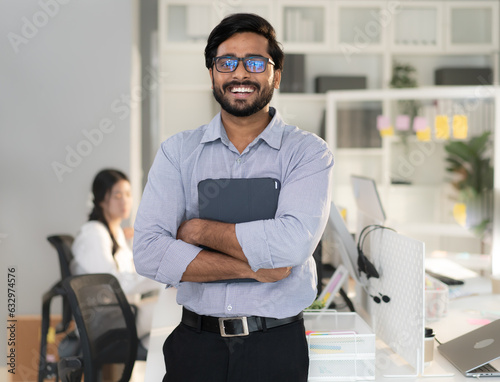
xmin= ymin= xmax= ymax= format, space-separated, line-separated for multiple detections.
xmin=88 ymin=168 xmax=129 ymax=255
xmin=204 ymin=13 xmax=284 ymax=71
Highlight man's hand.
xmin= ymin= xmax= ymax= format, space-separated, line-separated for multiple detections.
xmin=253 ymin=267 xmax=292 ymax=283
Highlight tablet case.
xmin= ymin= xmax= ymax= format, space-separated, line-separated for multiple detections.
xmin=198 ymin=177 xmax=281 ymax=283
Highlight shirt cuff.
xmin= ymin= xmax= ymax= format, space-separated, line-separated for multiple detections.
xmin=156 ymin=239 xmax=202 ymax=287
xmin=235 ymin=220 xmax=273 ymax=271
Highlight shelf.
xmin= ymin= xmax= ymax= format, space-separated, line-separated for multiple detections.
xmin=391 ymin=2 xmax=443 ymax=53
xmin=445 ymin=1 xmax=499 ymax=53
xmin=279 ymin=1 xmax=330 ymax=51
xmin=160 ymin=1 xmax=272 ymax=49
xmin=276 ymin=93 xmax=326 ymax=102
xmin=337 ymin=148 xmax=383 ymax=156
xmin=333 ymin=1 xmax=388 ymax=53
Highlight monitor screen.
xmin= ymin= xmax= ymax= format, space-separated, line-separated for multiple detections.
xmin=322 ymin=203 xmax=362 ymax=284
xmin=350 ymin=175 xmax=386 ymax=225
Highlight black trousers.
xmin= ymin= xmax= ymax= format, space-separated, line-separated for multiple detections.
xmin=163 ymin=319 xmax=309 ymax=382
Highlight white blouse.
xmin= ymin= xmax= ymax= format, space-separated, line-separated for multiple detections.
xmin=71 ymin=220 xmax=159 ymax=297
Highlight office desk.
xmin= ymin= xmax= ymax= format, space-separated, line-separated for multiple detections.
xmin=145 ymin=279 xmax=500 ymax=381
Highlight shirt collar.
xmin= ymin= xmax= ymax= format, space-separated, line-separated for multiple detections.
xmin=200 ymin=107 xmax=285 ymax=150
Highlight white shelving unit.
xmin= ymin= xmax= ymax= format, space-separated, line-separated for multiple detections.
xmin=325 ymin=86 xmax=500 ymax=259
xmin=158 ymin=0 xmax=499 ymax=141
xmin=158 ymin=0 xmax=500 ymax=260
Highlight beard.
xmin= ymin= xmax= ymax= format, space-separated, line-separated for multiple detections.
xmin=212 ymin=77 xmax=275 ymax=117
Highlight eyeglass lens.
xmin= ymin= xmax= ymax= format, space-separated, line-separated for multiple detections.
xmin=216 ymin=57 xmax=267 ymax=73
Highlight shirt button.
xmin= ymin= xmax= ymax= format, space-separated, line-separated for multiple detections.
xmin=227 ymin=305 xmax=232 ymax=311
xmin=236 ymin=158 xmax=241 ymax=164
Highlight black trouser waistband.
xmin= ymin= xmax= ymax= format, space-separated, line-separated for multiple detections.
xmin=181 ymin=307 xmax=303 ymax=336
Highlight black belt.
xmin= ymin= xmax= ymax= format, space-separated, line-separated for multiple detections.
xmin=181 ymin=307 xmax=303 ymax=337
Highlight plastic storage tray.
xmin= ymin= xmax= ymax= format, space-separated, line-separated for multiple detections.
xmin=304 ymin=311 xmax=375 ymax=381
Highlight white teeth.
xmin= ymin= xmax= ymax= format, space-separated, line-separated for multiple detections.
xmin=231 ymin=87 xmax=254 ymax=93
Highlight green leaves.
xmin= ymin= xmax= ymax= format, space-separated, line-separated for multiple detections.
xmin=444 ymin=131 xmax=493 ymax=237
xmin=444 ymin=131 xmax=492 ymax=195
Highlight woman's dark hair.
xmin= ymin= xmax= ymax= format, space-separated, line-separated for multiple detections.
xmin=89 ymin=168 xmax=129 ymax=255
xmin=204 ymin=13 xmax=284 ymax=71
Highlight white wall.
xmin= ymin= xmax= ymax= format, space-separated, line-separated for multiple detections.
xmin=0 ymin=0 xmax=137 ymax=365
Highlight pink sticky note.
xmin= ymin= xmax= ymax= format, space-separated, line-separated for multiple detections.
xmin=395 ymin=115 xmax=410 ymax=131
xmin=377 ymin=115 xmax=391 ymax=131
xmin=468 ymin=318 xmax=491 ymax=326
xmin=413 ymin=116 xmax=428 ymax=132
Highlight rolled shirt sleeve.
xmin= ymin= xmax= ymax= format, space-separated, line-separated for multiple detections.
xmin=133 ymin=136 xmax=203 ymax=287
xmin=235 ymin=135 xmax=333 ymax=271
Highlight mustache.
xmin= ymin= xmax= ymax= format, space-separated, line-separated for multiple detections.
xmin=222 ymin=81 xmax=260 ymax=92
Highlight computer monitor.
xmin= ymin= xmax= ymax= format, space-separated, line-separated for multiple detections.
xmin=350 ymin=175 xmax=386 ymax=226
xmin=322 ymin=203 xmax=363 ymax=285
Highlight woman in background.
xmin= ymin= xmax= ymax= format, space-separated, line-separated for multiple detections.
xmin=71 ymin=168 xmax=161 ymax=350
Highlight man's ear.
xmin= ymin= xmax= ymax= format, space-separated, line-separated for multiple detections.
xmin=209 ymin=68 xmax=214 ymax=89
xmin=274 ymin=69 xmax=282 ymax=90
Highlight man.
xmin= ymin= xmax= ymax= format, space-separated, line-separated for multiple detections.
xmin=133 ymin=13 xmax=334 ymax=382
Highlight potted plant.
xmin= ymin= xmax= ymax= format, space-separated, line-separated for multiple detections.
xmin=390 ymin=61 xmax=420 ymax=128
xmin=444 ymin=131 xmax=494 ymax=244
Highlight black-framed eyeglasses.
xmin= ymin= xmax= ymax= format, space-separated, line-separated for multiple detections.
xmin=213 ymin=56 xmax=275 ymax=73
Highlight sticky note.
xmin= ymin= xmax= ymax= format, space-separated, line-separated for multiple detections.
xmin=413 ymin=116 xmax=428 ymax=132
xmin=435 ymin=115 xmax=450 ymax=140
xmin=340 ymin=208 xmax=347 ymax=221
xmin=395 ymin=115 xmax=410 ymax=131
xmin=376 ymin=115 xmax=391 ymax=131
xmin=379 ymin=127 xmax=394 ymax=137
xmin=453 ymin=115 xmax=468 ymax=139
xmin=416 ymin=127 xmax=431 ymax=141
xmin=453 ymin=203 xmax=467 ymax=227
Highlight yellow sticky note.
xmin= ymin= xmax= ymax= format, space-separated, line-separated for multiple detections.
xmin=379 ymin=126 xmax=394 ymax=137
xmin=435 ymin=115 xmax=450 ymax=140
xmin=416 ymin=127 xmax=431 ymax=141
xmin=340 ymin=208 xmax=347 ymax=222
xmin=453 ymin=115 xmax=468 ymax=139
xmin=453 ymin=203 xmax=467 ymax=227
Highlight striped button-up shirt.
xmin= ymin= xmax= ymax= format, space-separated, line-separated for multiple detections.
xmin=133 ymin=107 xmax=334 ymax=319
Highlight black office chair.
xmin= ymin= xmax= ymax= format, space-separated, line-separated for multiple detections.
xmin=39 ymin=235 xmax=78 ymax=381
xmin=58 ymin=274 xmax=139 ymax=382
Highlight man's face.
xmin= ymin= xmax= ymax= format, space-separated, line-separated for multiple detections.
xmin=209 ymin=32 xmax=281 ymax=117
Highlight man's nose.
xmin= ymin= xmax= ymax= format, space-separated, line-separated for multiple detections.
xmin=231 ymin=61 xmax=250 ymax=80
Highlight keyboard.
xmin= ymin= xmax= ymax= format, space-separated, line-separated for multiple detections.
xmin=425 ymin=270 xmax=464 ymax=286
xmin=469 ymin=363 xmax=500 ymax=376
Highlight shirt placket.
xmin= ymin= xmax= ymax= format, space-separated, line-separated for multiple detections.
xmin=233 ymin=154 xmax=244 ymax=177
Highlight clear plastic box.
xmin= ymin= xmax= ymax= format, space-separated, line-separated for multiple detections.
xmin=303 ymin=310 xmax=375 ymax=381
xmin=425 ymin=275 xmax=449 ymax=321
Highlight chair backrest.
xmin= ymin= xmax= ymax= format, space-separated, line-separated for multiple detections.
xmin=47 ymin=235 xmax=75 ymax=280
xmin=62 ymin=274 xmax=138 ymax=382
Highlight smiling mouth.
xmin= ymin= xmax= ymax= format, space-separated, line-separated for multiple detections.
xmin=228 ymin=85 xmax=255 ymax=94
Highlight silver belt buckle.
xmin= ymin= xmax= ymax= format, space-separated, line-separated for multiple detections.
xmin=219 ymin=316 xmax=249 ymax=337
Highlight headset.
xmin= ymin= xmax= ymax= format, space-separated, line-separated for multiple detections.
xmin=356 ymin=224 xmax=395 ymax=304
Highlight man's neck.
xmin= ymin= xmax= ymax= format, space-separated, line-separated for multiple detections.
xmin=221 ymin=106 xmax=272 ymax=153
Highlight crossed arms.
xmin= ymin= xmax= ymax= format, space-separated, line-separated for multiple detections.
xmin=176 ymin=218 xmax=291 ymax=283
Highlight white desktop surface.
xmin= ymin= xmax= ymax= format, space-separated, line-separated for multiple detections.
xmin=145 ymin=278 xmax=500 ymax=381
